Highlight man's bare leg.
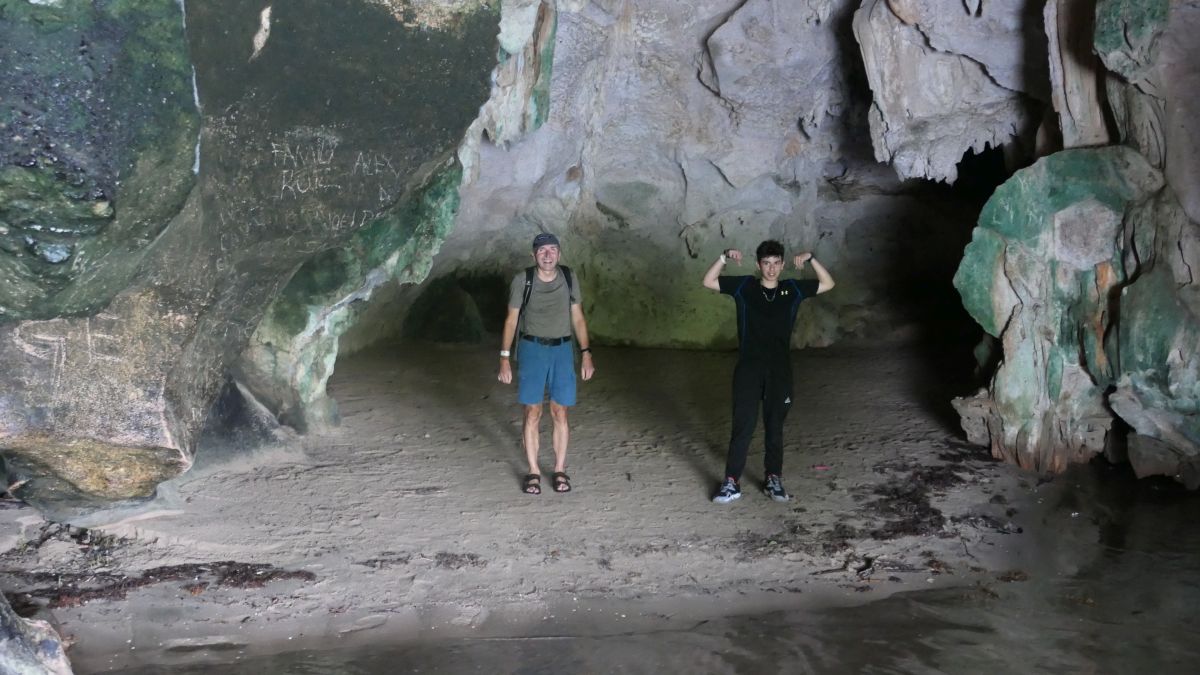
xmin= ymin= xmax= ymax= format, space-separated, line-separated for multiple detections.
xmin=549 ymin=401 xmax=570 ymax=475
xmin=523 ymin=404 xmax=543 ymax=475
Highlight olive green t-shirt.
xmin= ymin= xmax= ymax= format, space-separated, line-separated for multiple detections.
xmin=508 ymin=268 xmax=581 ymax=339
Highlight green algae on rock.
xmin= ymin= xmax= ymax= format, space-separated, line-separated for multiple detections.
xmin=0 ymin=0 xmax=200 ymax=320
xmin=952 ymin=147 xmax=1163 ymax=473
xmin=0 ymin=0 xmax=500 ymax=519
xmin=1110 ymin=190 xmax=1200 ymax=486
xmin=234 ymin=160 xmax=466 ymax=431
xmin=1094 ymin=0 xmax=1170 ymax=82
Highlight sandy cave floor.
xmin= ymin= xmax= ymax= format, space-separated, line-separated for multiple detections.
xmin=1 ymin=341 xmax=1042 ymax=672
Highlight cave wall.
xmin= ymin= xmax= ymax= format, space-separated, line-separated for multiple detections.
xmin=347 ymin=0 xmax=983 ymax=358
xmin=234 ymin=0 xmax=556 ymax=432
xmin=0 ymin=0 xmax=500 ymax=518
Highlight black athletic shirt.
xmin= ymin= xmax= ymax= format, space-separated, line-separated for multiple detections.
xmin=718 ymin=276 xmax=820 ymax=362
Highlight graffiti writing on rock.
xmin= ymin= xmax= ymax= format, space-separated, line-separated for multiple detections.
xmin=351 ymin=151 xmax=400 ymax=178
xmin=326 ymin=209 xmax=378 ymax=233
xmin=270 ymin=138 xmax=338 ymax=168
xmin=279 ymin=167 xmax=343 ymax=200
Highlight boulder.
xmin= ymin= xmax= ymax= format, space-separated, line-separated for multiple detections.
xmin=0 ymin=592 xmax=73 ymax=675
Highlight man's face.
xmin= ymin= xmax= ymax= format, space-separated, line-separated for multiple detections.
xmin=534 ymin=244 xmax=560 ymax=270
xmin=757 ymin=255 xmax=783 ymax=282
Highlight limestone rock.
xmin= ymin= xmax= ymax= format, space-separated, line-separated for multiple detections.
xmin=1094 ymin=0 xmax=1169 ymax=84
xmin=884 ymin=0 xmax=1049 ymax=97
xmin=1044 ymin=0 xmax=1112 ymax=148
xmin=395 ymin=0 xmax=975 ymax=358
xmin=242 ymin=0 xmax=561 ymax=434
xmin=0 ymin=0 xmax=499 ymax=517
xmin=952 ymin=147 xmax=1163 ymax=472
xmin=0 ymin=592 xmax=73 ymax=675
xmin=853 ymin=0 xmax=1042 ymax=183
xmin=234 ymin=163 xmax=464 ymax=432
xmin=1104 ymin=76 xmax=1166 ymax=168
xmin=703 ymin=0 xmax=842 ymax=187
xmin=1157 ymin=1 xmax=1200 ymax=225
xmin=1123 ymin=433 xmax=1200 ymax=489
xmin=460 ymin=0 xmax=557 ymax=183
xmin=1100 ymin=1 xmax=1199 ymax=223
xmin=0 ymin=0 xmax=200 ymax=320
xmin=1109 ymin=190 xmax=1200 ymax=481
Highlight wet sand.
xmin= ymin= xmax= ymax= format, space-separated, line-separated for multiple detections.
xmin=0 ymin=341 xmax=1038 ymax=673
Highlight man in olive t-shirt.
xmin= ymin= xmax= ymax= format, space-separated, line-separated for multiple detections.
xmin=497 ymin=233 xmax=595 ymax=495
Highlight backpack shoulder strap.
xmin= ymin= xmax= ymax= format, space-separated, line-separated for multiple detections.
xmin=519 ymin=266 xmax=535 ymax=322
xmin=560 ymin=265 xmax=573 ymax=296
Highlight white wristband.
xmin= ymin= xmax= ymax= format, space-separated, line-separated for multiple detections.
xmin=719 ymin=253 xmax=727 ymax=265
xmin=500 ymin=350 xmax=510 ymax=358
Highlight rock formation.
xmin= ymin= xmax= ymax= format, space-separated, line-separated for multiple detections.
xmin=0 ymin=591 xmax=73 ymax=675
xmin=0 ymin=0 xmax=499 ymax=518
xmin=358 ymin=0 xmax=979 ymax=357
xmin=852 ymin=0 xmax=1045 ymax=182
xmin=1045 ymin=0 xmax=1112 ymax=148
xmin=943 ymin=0 xmax=1200 ymax=484
xmin=952 ymin=147 xmax=1163 ymax=472
xmin=236 ymin=0 xmax=557 ymax=432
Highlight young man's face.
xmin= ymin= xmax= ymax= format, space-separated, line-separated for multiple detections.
xmin=534 ymin=244 xmax=560 ymax=270
xmin=757 ymin=255 xmax=784 ymax=282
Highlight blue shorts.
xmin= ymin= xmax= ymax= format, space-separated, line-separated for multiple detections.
xmin=517 ymin=340 xmax=576 ymax=406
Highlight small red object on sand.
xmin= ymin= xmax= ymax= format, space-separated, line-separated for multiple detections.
xmin=812 ymin=464 xmax=830 ymax=471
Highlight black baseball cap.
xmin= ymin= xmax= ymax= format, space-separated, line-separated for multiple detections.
xmin=532 ymin=232 xmax=560 ymax=250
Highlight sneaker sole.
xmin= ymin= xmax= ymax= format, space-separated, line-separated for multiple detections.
xmin=712 ymin=492 xmax=742 ymax=504
xmin=763 ymin=489 xmax=790 ymax=502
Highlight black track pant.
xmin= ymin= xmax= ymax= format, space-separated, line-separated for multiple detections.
xmin=724 ymin=358 xmax=793 ymax=481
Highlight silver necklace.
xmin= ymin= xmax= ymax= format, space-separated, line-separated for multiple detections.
xmin=762 ymin=285 xmax=778 ymax=302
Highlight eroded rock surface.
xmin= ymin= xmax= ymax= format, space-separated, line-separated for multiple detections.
xmin=349 ymin=0 xmax=980 ymax=360
xmin=4 ymin=0 xmax=1197 ymax=513
xmin=0 ymin=0 xmax=499 ymax=517
xmin=0 ymin=0 xmax=199 ymax=320
xmin=1044 ymin=0 xmax=1112 ymax=148
xmin=237 ymin=0 xmax=557 ymax=433
xmin=953 ymin=147 xmax=1162 ymax=472
xmin=1111 ymin=189 xmax=1200 ymax=486
xmin=852 ymin=0 xmax=1044 ymax=183
xmin=0 ymin=591 xmax=73 ymax=675
xmin=950 ymin=0 xmax=1200 ymax=484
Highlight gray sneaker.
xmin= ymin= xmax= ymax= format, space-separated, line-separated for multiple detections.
xmin=712 ymin=477 xmax=742 ymax=504
xmin=763 ymin=474 xmax=790 ymax=502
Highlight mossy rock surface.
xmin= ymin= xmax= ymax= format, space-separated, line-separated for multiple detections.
xmin=0 ymin=0 xmax=501 ymax=515
xmin=0 ymin=0 xmax=199 ymax=320
xmin=1095 ymin=0 xmax=1169 ymax=79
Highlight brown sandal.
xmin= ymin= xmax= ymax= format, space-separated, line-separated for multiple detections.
xmin=522 ymin=474 xmax=541 ymax=495
xmin=551 ymin=472 xmax=571 ymax=493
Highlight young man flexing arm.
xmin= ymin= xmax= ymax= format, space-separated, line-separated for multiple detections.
xmin=703 ymin=241 xmax=834 ymax=504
